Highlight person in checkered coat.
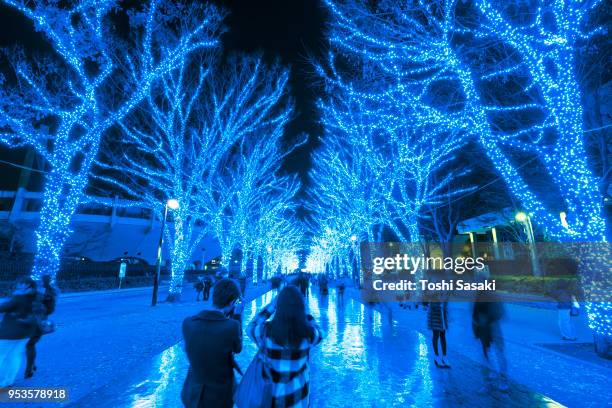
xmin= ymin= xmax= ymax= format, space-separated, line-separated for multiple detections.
xmin=247 ymin=285 xmax=324 ymax=408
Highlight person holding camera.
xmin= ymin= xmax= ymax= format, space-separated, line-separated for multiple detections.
xmin=181 ymin=278 xmax=244 ymax=408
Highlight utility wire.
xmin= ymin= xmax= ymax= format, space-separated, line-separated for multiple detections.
xmin=0 ymin=159 xmax=48 ymax=174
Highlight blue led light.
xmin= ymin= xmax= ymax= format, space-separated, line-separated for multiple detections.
xmin=322 ymin=0 xmax=609 ymax=335
xmin=0 ymin=0 xmax=224 ymax=281
xmin=93 ymin=55 xmax=300 ymax=296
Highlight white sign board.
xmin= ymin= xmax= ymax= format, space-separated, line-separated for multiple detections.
xmin=119 ymin=262 xmax=127 ymax=279
xmin=457 ymin=207 xmax=515 ymax=234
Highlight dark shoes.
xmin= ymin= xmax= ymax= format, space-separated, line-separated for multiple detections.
xmin=434 ymin=356 xmax=451 ymax=368
xmin=24 ymin=365 xmax=37 ymax=379
xmin=562 ymin=336 xmax=577 ymax=341
xmin=441 ymin=357 xmax=451 ymax=368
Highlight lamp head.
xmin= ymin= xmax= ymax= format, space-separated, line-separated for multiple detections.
xmin=515 ymin=211 xmax=527 ymax=222
xmin=167 ymin=199 xmax=180 ymax=210
xmin=559 ymin=211 xmax=569 ymax=229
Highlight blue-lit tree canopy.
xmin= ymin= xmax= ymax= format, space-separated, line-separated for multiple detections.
xmin=0 ymin=0 xmax=307 ymax=300
xmin=93 ymin=53 xmax=296 ymax=299
xmin=0 ymin=0 xmax=608 ymax=354
xmin=214 ymin=138 xmax=302 ymax=278
xmin=0 ymin=0 xmax=224 ymax=281
xmin=318 ymin=0 xmax=610 ymax=346
xmin=324 ymin=0 xmax=606 ymax=240
xmin=308 ymin=91 xmax=385 ymax=278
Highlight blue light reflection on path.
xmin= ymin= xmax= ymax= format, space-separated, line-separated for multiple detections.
xmin=307 ymin=291 xmax=434 ymax=408
xmin=73 ymin=289 xmax=562 ymax=407
xmin=70 ymin=291 xmax=275 ymax=408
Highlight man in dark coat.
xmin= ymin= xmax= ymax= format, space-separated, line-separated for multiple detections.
xmin=25 ymin=274 xmax=58 ymax=378
xmin=194 ymin=277 xmax=204 ymax=301
xmin=472 ymin=289 xmax=508 ymax=391
xmin=203 ymin=276 xmax=212 ymax=301
xmin=181 ymin=278 xmax=244 ymax=408
xmin=296 ymin=273 xmax=309 ymax=297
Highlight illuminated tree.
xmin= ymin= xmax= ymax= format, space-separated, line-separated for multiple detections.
xmin=313 ymin=54 xmax=472 ymax=283
xmin=464 ymin=0 xmax=610 ymax=346
xmin=184 ymin=69 xmax=297 ymax=277
xmin=379 ymin=105 xmax=472 ymax=244
xmin=211 ymin=130 xmax=301 ymax=273
xmin=324 ymin=0 xmax=610 ymax=351
xmin=0 ymin=0 xmax=224 ymax=280
xmin=309 ymin=124 xmax=384 ymax=243
xmin=309 ymin=90 xmax=388 ymax=278
xmin=326 ymin=0 xmax=606 ymax=239
xmin=94 ymin=56 xmax=293 ymax=298
xmin=260 ymin=216 xmax=304 ymax=278
xmin=244 ymin=176 xmax=301 ymax=282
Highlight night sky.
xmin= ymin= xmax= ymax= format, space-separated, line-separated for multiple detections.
xmin=0 ymin=0 xmax=328 ymax=190
xmin=211 ymin=0 xmax=328 ymax=185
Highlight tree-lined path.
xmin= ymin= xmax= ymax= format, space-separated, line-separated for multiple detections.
xmin=24 ymin=287 xmax=604 ymax=408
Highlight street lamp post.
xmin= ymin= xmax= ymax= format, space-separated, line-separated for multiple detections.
xmin=152 ymin=199 xmax=179 ymax=306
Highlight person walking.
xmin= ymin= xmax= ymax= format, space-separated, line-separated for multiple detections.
xmin=427 ymin=300 xmax=450 ymax=368
xmin=246 ymin=285 xmax=324 ymax=408
xmin=238 ymin=276 xmax=247 ymax=299
xmin=25 ymin=274 xmax=58 ymax=379
xmin=552 ymin=281 xmax=578 ymax=341
xmin=291 ymin=274 xmax=309 ymax=298
xmin=181 ymin=278 xmax=244 ymax=408
xmin=336 ymin=279 xmax=346 ymax=303
xmin=194 ymin=277 xmax=204 ymax=302
xmin=271 ymin=275 xmax=281 ymax=292
xmin=472 ymin=290 xmax=508 ymax=392
xmin=203 ymin=276 xmax=212 ymax=301
xmin=0 ymin=277 xmax=40 ymax=387
xmin=319 ymin=275 xmax=328 ymax=295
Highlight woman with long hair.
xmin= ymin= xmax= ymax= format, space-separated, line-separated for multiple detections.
xmin=247 ymin=285 xmax=324 ymax=407
xmin=425 ymin=277 xmax=450 ymax=369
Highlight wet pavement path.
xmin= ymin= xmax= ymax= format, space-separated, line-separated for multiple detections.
xmin=306 ymin=291 xmax=563 ymax=408
xmin=71 ymin=289 xmax=569 ymax=408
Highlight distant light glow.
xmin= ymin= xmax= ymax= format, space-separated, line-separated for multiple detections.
xmin=167 ymin=199 xmax=180 ymax=210
xmin=515 ymin=212 xmax=528 ymax=223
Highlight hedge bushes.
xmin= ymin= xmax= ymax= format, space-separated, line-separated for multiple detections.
xmin=0 ymin=258 xmax=166 ymax=297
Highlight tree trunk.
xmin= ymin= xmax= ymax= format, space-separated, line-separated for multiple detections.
xmin=167 ymin=256 xmax=187 ymax=302
xmin=244 ymin=250 xmax=254 ymax=282
xmin=167 ymin=219 xmax=189 ymax=301
xmin=575 ymin=243 xmax=612 ymax=358
xmin=31 ymin=175 xmax=79 ymax=281
xmin=593 ymin=333 xmax=612 ymax=359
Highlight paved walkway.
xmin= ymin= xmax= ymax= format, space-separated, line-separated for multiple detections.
xmin=0 ymin=283 xmax=271 ymax=408
xmin=71 ymin=291 xmax=278 ymax=408
xmin=359 ymin=289 xmax=610 ymax=408
xmin=67 ymin=285 xmax=610 ymax=407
